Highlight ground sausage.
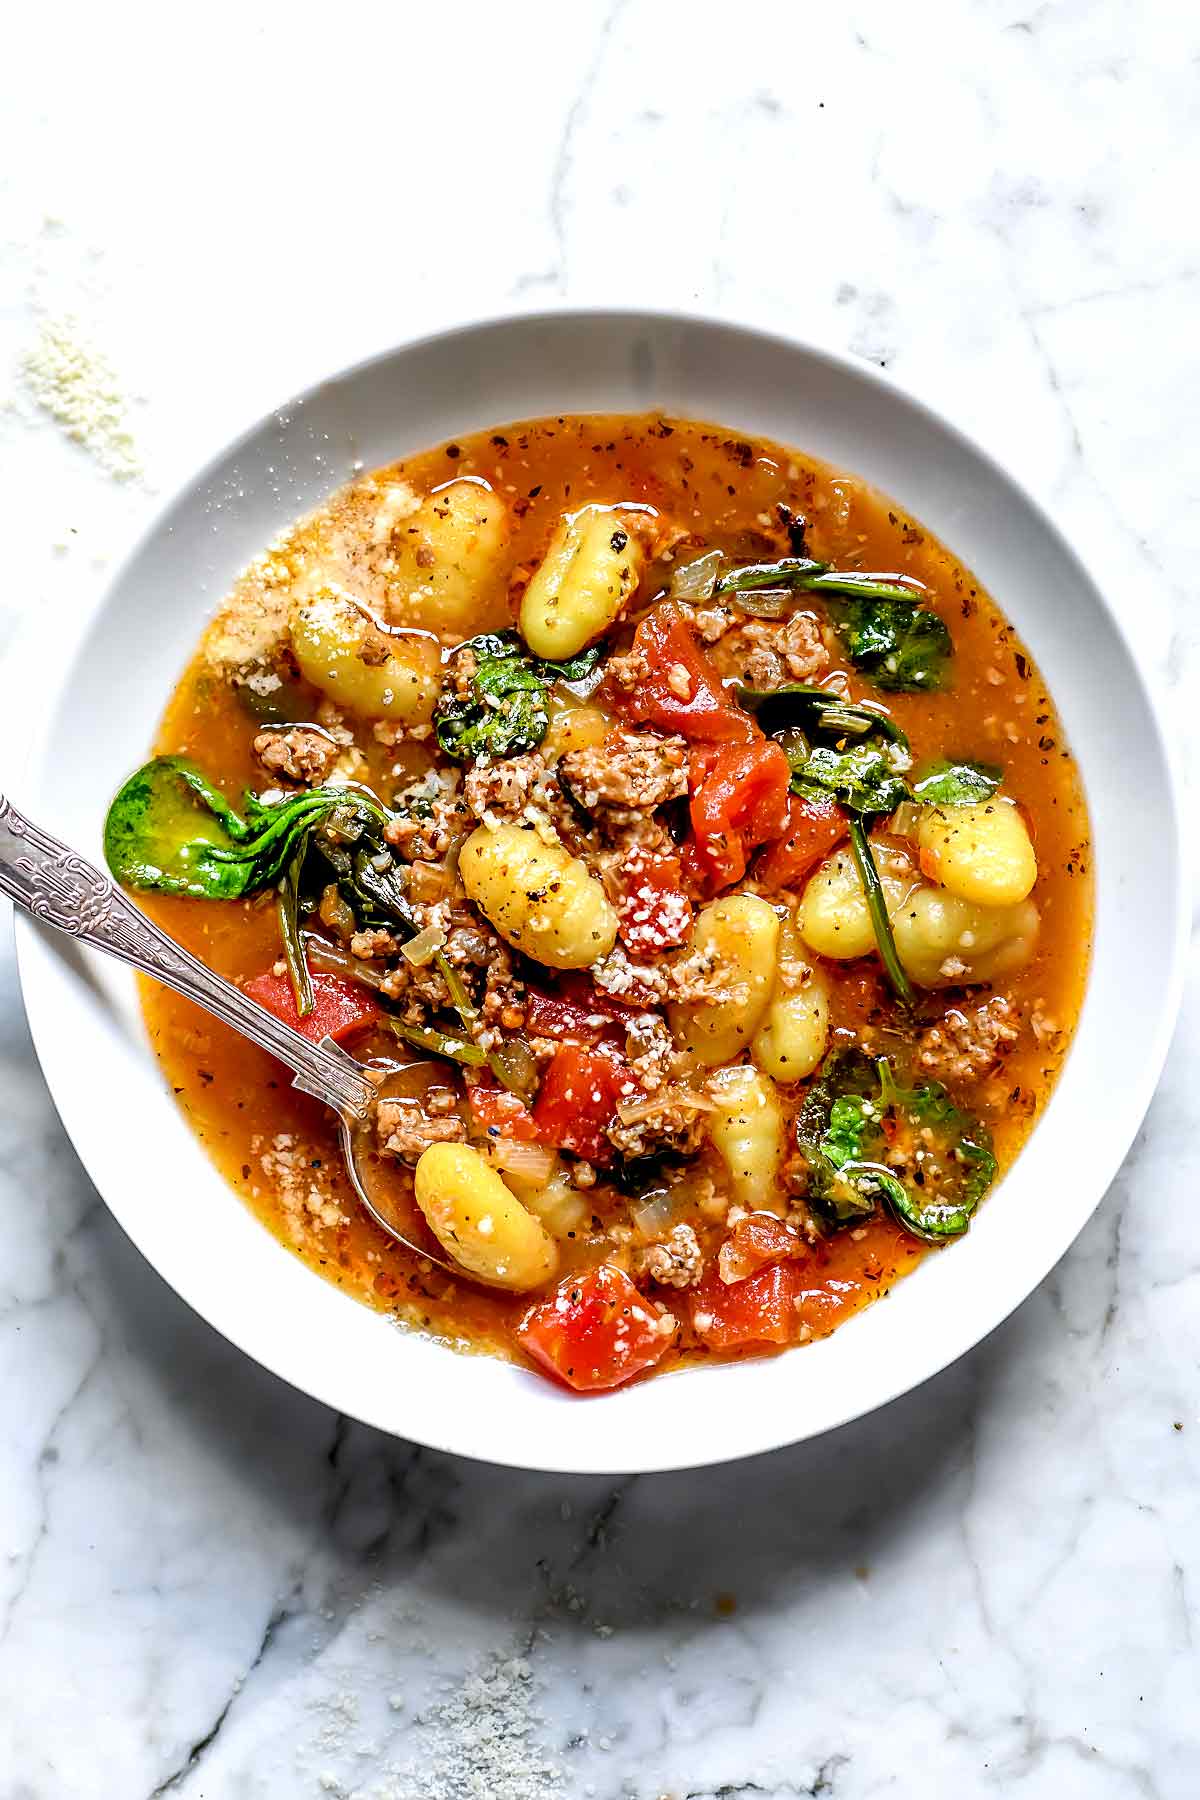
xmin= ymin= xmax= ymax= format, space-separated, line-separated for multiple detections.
xmin=253 ymin=726 xmax=338 ymax=784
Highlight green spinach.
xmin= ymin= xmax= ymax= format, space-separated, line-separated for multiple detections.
xmin=104 ymin=756 xmax=388 ymax=900
xmin=783 ymin=729 xmax=915 ymax=1005
xmin=798 ymin=1052 xmax=997 ymax=1242
xmin=736 ymin=683 xmax=909 ymax=749
xmin=912 ymin=759 xmax=1003 ymax=805
xmin=825 ymin=593 xmax=952 ymax=692
xmin=435 ymin=632 xmax=604 ymax=763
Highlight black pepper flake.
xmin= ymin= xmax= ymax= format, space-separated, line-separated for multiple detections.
xmin=491 ymin=434 xmax=508 ymax=447
xmin=1015 ymin=652 xmax=1029 ymax=680
xmin=610 ymin=528 xmax=628 ymax=552
xmin=528 ymin=484 xmax=542 ymax=498
xmin=445 ymin=443 xmax=461 ymax=459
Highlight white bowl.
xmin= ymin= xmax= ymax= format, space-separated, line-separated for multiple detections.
xmin=13 ymin=310 xmax=1187 ymax=1473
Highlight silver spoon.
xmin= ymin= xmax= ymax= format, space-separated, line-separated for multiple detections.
xmin=0 ymin=792 xmax=458 ymax=1272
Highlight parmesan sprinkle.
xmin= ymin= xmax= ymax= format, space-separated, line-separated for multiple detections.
xmin=20 ymin=316 xmax=141 ymax=478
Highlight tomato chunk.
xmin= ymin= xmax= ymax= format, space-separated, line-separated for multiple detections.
xmin=532 ymin=1043 xmax=642 ymax=1164
xmin=243 ymin=968 xmax=379 ymax=1044
xmin=687 ymin=738 xmax=792 ymax=889
xmin=757 ymin=791 xmax=846 ymax=891
xmin=523 ymin=977 xmax=642 ymax=1043
xmin=717 ymin=1212 xmax=806 ymax=1284
xmin=518 ymin=1265 xmax=676 ymax=1391
xmin=690 ymin=1261 xmax=808 ymax=1350
xmin=616 ymin=846 xmax=693 ymax=954
xmin=468 ymin=1077 xmax=540 ymax=1142
xmin=608 ymin=602 xmax=754 ymax=742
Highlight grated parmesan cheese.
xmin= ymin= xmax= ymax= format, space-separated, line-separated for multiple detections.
xmin=20 ymin=315 xmax=141 ymax=478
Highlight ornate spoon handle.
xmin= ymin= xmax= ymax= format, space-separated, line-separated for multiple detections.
xmin=0 ymin=794 xmax=376 ymax=1122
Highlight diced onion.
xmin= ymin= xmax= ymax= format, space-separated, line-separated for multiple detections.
xmin=485 ymin=1138 xmax=556 ymax=1185
xmin=488 ymin=1037 xmax=539 ymax=1100
xmin=631 ymin=1189 xmax=679 ymax=1241
xmin=615 ymin=1089 xmax=713 ymax=1127
xmin=669 ymin=550 xmax=722 ymax=602
xmin=401 ymin=925 xmax=447 ymax=966
xmin=889 ymin=800 xmax=925 ymax=840
xmin=729 ymin=589 xmax=794 ymax=619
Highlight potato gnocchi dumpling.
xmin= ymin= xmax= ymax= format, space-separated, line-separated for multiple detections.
xmin=385 ymin=479 xmax=510 ymax=636
xmin=520 ymin=504 xmax=647 ymax=659
xmin=125 ymin=411 xmax=1090 ymax=1396
xmin=669 ymin=894 xmax=780 ymax=1066
xmin=458 ymin=822 xmax=619 ymax=970
xmin=708 ymin=1064 xmax=786 ymax=1212
xmin=289 ymin=584 xmax=441 ymax=723
xmin=414 ymin=1142 xmax=559 ymax=1290
xmin=917 ymin=800 xmax=1038 ymax=907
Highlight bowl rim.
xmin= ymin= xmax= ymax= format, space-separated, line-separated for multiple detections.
xmin=11 ymin=304 xmax=1190 ymax=1473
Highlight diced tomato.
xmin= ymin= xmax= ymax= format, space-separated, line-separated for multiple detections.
xmin=717 ymin=1212 xmax=806 ymax=1284
xmin=608 ymin=602 xmax=754 ymax=743
xmin=757 ymin=791 xmax=846 ymax=891
xmin=243 ymin=968 xmax=379 ymax=1044
xmin=523 ymin=976 xmax=643 ymax=1044
xmin=687 ymin=738 xmax=792 ymax=889
xmin=532 ymin=1043 xmax=642 ymax=1164
xmin=468 ymin=1077 xmax=540 ymax=1142
xmin=690 ymin=1261 xmax=809 ymax=1350
xmin=616 ymin=846 xmax=693 ymax=955
xmin=518 ymin=1264 xmax=676 ymax=1392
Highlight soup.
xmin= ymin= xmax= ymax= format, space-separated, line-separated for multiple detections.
xmin=106 ymin=415 xmax=1091 ymax=1392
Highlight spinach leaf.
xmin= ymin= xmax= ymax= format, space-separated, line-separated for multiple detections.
xmin=795 ymin=1050 xmax=886 ymax=1224
xmin=781 ymin=723 xmax=915 ymax=1005
xmin=736 ymin=683 xmax=909 ymax=749
xmin=912 ymin=759 xmax=1003 ymax=806
xmin=875 ymin=1059 xmax=997 ymax=1241
xmin=797 ymin=1052 xmax=997 ymax=1242
xmin=104 ymin=756 xmax=386 ymax=900
xmin=714 ymin=557 xmax=829 ymax=594
xmin=826 ymin=594 xmax=952 ymax=693
xmin=435 ymin=632 xmax=604 ymax=762
xmin=791 ymin=742 xmax=911 ymax=821
xmin=845 ymin=819 xmax=914 ymax=1006
xmin=715 ymin=557 xmax=927 ymax=603
xmin=276 ymin=839 xmax=314 ymax=1017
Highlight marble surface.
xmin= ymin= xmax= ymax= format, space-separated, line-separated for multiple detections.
xmin=2 ymin=2 xmax=1198 ymax=1794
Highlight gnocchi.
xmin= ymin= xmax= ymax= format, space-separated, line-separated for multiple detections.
xmin=520 ymin=504 xmax=646 ymax=660
xmin=917 ymin=800 xmax=1038 ymax=907
xmin=798 ymin=840 xmax=1039 ymax=987
xmin=669 ymin=894 xmax=780 ymax=1066
xmin=753 ymin=914 xmax=830 ymax=1082
xmin=891 ymin=886 xmax=1040 ymax=988
xmin=708 ymin=1065 xmax=786 ymax=1212
xmin=385 ymin=479 xmax=510 ymax=636
xmin=414 ymin=1142 xmax=559 ymax=1290
xmin=458 ymin=822 xmax=619 ymax=970
xmin=289 ymin=584 xmax=441 ymax=722
xmin=797 ymin=843 xmax=917 ymax=961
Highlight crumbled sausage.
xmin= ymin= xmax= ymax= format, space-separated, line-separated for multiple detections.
xmin=463 ymin=752 xmax=561 ymax=826
xmin=377 ymin=1099 xmax=467 ymax=1164
xmin=917 ymin=997 xmax=1020 ymax=1084
xmin=559 ymin=730 xmax=688 ymax=816
xmin=713 ymin=611 xmax=829 ymax=688
xmin=385 ymin=796 xmax=472 ymax=861
xmin=636 ymin=1223 xmax=704 ymax=1289
xmin=349 ymin=928 xmax=400 ymax=960
xmin=253 ymin=726 xmax=338 ymax=784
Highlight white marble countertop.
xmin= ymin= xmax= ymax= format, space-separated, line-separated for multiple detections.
xmin=2 ymin=4 xmax=1198 ymax=1795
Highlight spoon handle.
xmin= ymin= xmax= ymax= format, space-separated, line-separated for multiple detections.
xmin=0 ymin=794 xmax=376 ymax=1122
